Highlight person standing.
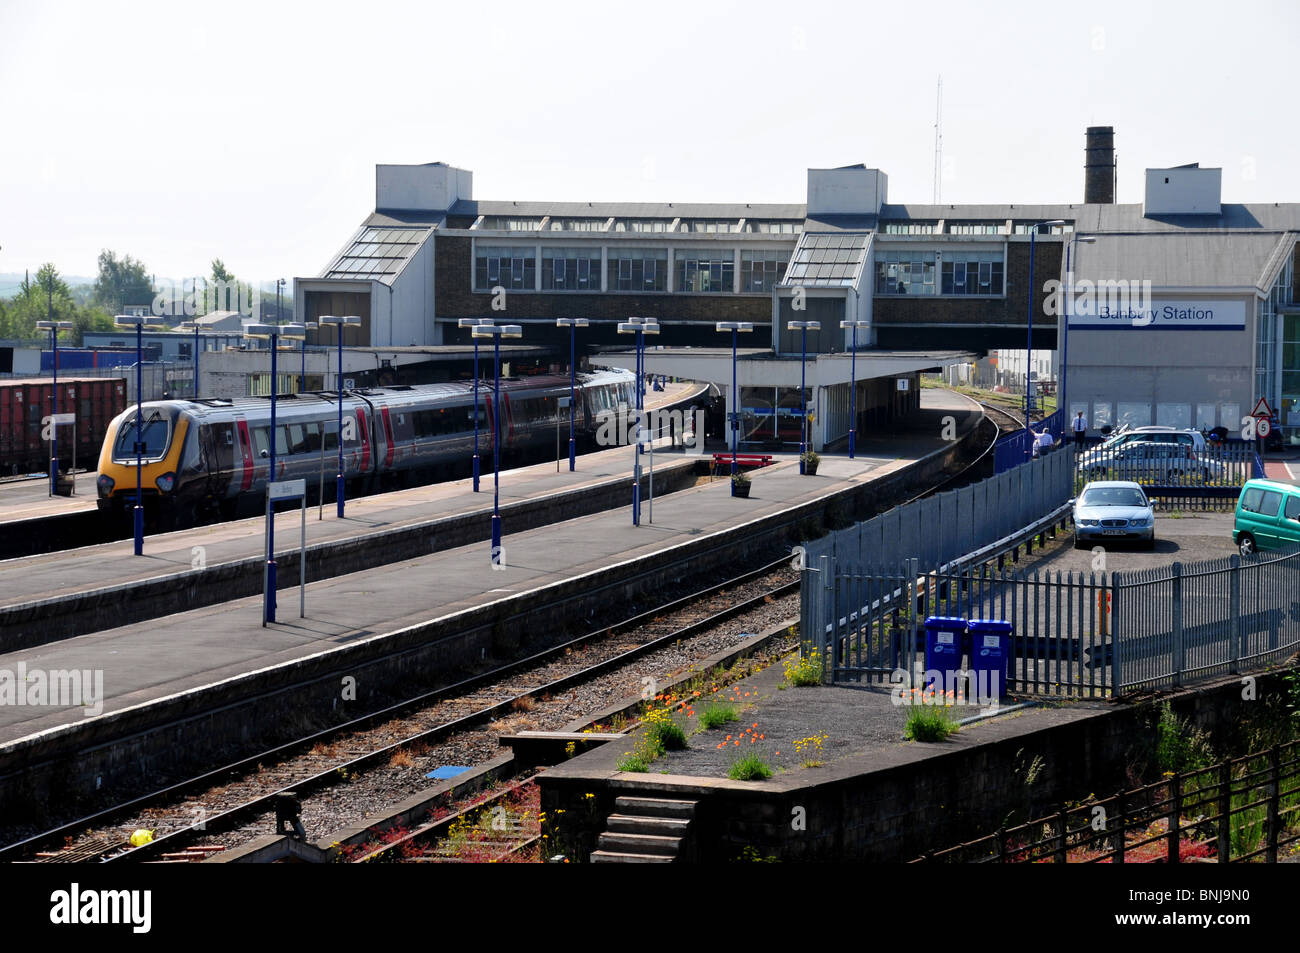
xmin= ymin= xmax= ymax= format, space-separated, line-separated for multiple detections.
xmin=1071 ymin=411 xmax=1087 ymax=451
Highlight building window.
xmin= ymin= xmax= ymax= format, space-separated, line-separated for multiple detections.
xmin=613 ymin=219 xmax=673 ymax=233
xmin=541 ymin=247 xmax=602 ymax=291
xmin=875 ymin=250 xmax=936 ymax=295
xmin=680 ymin=221 xmax=738 ymax=233
xmin=946 ymin=222 xmax=1004 ymax=235
xmin=606 ymin=248 xmax=668 ymax=292
xmin=1012 ymin=222 xmax=1073 ymax=234
xmin=940 ymin=251 xmax=1004 ymax=295
xmin=741 ymin=250 xmax=788 ymax=293
xmin=549 ymin=219 xmax=607 ymax=231
xmin=744 ymin=221 xmax=802 ymax=234
xmin=676 ymin=251 xmax=735 ymax=293
xmin=475 ymin=245 xmax=536 ymax=290
xmin=480 ymin=217 xmax=544 ymax=231
xmin=881 ymin=222 xmax=937 ymax=235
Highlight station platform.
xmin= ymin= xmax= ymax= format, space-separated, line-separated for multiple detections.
xmin=0 ymin=474 xmax=98 ymax=521
xmin=0 ymin=389 xmax=981 ymax=747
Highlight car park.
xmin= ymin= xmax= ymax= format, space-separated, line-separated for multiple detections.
xmin=1071 ymin=480 xmax=1156 ymax=549
xmin=1076 ymin=440 xmax=1225 ymax=484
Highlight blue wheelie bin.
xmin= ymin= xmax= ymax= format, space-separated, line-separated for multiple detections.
xmin=922 ymin=616 xmax=967 ymax=692
xmin=968 ymin=619 xmax=1013 ymax=700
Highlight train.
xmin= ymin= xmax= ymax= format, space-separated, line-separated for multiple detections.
xmin=0 ymin=377 xmax=127 ymax=476
xmin=95 ymin=368 xmax=637 ymax=526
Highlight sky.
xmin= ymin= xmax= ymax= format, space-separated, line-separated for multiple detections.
xmin=1 ymin=0 xmax=1297 ymax=293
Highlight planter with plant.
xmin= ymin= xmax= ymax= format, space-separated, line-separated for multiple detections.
xmin=731 ymin=469 xmax=751 ymax=498
xmin=800 ymin=450 xmax=820 ymax=475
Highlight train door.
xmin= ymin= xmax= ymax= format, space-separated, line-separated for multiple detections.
xmin=204 ymin=420 xmax=238 ymax=499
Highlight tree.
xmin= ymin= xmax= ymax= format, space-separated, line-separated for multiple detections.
xmin=93 ymin=250 xmax=153 ymax=313
xmin=210 ymin=259 xmax=234 ymax=285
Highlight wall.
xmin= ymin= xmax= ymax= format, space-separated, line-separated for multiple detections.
xmin=1144 ymin=167 xmax=1222 ymax=215
xmin=375 ymin=164 xmax=471 ymax=211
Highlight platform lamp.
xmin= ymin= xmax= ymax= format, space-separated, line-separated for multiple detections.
xmin=1025 ymin=220 xmax=1066 ymax=457
xmin=617 ymin=317 xmax=659 ymax=526
xmin=192 ymin=321 xmax=202 ymax=399
xmin=114 ymin=313 xmax=166 ymax=555
xmin=318 ymin=314 xmax=361 ymax=517
xmin=839 ymin=319 xmax=869 ymax=459
xmin=459 ymin=318 xmax=492 ymax=491
xmin=243 ymin=321 xmax=307 ymax=624
xmin=788 ymin=320 xmax=821 ymax=473
xmin=300 ymin=321 xmax=318 ymax=393
xmin=471 ymin=322 xmax=523 ymax=567
xmin=556 ymin=318 xmax=589 ymax=471
xmin=715 ymin=322 xmax=754 ymax=482
xmin=1062 ymin=235 xmax=1096 ymax=434
xmin=36 ymin=319 xmax=73 ymax=497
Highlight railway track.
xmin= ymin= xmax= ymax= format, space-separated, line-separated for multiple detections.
xmin=7 ymin=557 xmax=800 ymax=864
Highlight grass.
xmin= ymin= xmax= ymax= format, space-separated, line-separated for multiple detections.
xmin=904 ymin=705 xmax=959 ymax=742
xmin=646 ymin=718 xmax=688 ymax=751
xmin=699 ymin=701 xmax=740 ymax=730
xmin=728 ymin=753 xmax=774 ymax=781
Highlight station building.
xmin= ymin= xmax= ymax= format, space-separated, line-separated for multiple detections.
xmin=293 ymin=127 xmax=1300 ymax=450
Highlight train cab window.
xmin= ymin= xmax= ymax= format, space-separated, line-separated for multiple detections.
xmin=113 ymin=411 xmax=171 ymax=461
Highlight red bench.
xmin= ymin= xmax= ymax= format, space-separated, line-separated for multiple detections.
xmin=712 ymin=453 xmax=774 ymax=471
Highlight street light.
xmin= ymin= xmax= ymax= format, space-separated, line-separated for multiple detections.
xmin=1025 ymin=220 xmax=1066 ymax=457
xmin=300 ymin=321 xmax=318 ymax=392
xmin=459 ymin=318 xmax=491 ymax=491
xmin=114 ymin=314 xmax=165 ymax=554
xmin=318 ymin=314 xmax=361 ymax=517
xmin=35 ymin=319 xmax=73 ymax=497
xmin=472 ymin=323 xmax=523 ymax=565
xmin=243 ymin=322 xmax=307 ymax=624
xmin=715 ymin=322 xmax=754 ymax=484
xmin=191 ymin=321 xmax=203 ymax=399
xmin=1062 ymin=235 xmax=1096 ymax=438
xmin=839 ymin=319 xmax=869 ymax=459
xmin=556 ymin=318 xmax=589 ymax=471
xmin=617 ymin=317 xmax=659 ymax=525
xmin=788 ymin=320 xmax=821 ymax=473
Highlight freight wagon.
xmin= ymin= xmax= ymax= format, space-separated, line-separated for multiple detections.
xmin=0 ymin=377 xmax=128 ymax=476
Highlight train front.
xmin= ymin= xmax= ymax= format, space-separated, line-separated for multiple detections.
xmin=96 ymin=402 xmax=193 ymax=518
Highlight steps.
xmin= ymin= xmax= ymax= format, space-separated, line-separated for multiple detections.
xmin=590 ymin=796 xmax=697 ymax=863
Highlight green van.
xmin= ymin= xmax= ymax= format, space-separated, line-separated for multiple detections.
xmin=1234 ymin=478 xmax=1300 ymax=555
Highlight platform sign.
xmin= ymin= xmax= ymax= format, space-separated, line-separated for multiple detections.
xmin=343 ymin=378 xmax=356 ymax=390
xmin=49 ymin=412 xmax=75 ymax=425
xmin=264 ymin=479 xmax=309 ymax=625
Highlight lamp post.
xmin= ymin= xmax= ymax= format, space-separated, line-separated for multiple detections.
xmin=839 ymin=319 xmax=869 ymax=459
xmin=472 ymin=323 xmax=523 ymax=566
xmin=788 ymin=320 xmax=821 ymax=473
xmin=1062 ymin=235 xmax=1096 ymax=435
xmin=244 ymin=322 xmax=307 ymax=624
xmin=715 ymin=322 xmax=754 ymax=480
xmin=556 ymin=318 xmax=589 ymax=471
xmin=192 ymin=322 xmax=202 ymax=398
xmin=318 ymin=315 xmax=361 ymax=517
xmin=459 ymin=318 xmax=490 ymax=491
xmin=1025 ymin=220 xmax=1066 ymax=457
xmin=617 ymin=317 xmax=659 ymax=525
xmin=114 ymin=314 xmax=165 ymax=554
xmin=300 ymin=321 xmax=318 ymax=392
xmin=36 ymin=319 xmax=73 ymax=496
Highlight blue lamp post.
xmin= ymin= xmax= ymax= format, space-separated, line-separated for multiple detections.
xmin=192 ymin=322 xmax=202 ymax=398
xmin=244 ymin=321 xmax=307 ymax=624
xmin=300 ymin=321 xmax=318 ymax=392
xmin=1025 ymin=220 xmax=1066 ymax=457
xmin=459 ymin=317 xmax=490 ymax=491
xmin=1061 ymin=235 xmax=1095 ymax=438
xmin=556 ymin=317 xmax=589 ymax=471
xmin=114 ymin=313 xmax=165 ymax=554
xmin=472 ymin=323 xmax=523 ymax=565
xmin=788 ymin=320 xmax=821 ymax=473
xmin=318 ymin=314 xmax=361 ymax=516
xmin=617 ymin=317 xmax=659 ymax=525
xmin=36 ymin=319 xmax=73 ymax=496
xmin=715 ymin=322 xmax=754 ymax=482
xmin=839 ymin=319 xmax=869 ymax=459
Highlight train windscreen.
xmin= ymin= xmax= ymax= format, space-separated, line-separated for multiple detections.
xmin=113 ymin=409 xmax=171 ymax=461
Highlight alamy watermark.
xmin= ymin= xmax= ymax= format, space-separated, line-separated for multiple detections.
xmin=595 ymin=404 xmax=705 ymax=455
xmin=151 ymin=278 xmax=262 ymax=320
xmin=0 ymin=663 xmax=103 ymax=716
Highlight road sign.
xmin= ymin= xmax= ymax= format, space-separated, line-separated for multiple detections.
xmin=1257 ymin=418 xmax=1273 ymax=438
xmin=1251 ymin=397 xmax=1274 ymax=419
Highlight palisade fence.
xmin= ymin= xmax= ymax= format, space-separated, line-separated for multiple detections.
xmin=800 ymin=457 xmax=1300 ymax=696
xmin=993 ymin=408 xmax=1064 ymax=472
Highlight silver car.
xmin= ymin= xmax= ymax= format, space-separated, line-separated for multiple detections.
xmin=1077 ymin=440 xmax=1226 ymax=484
xmin=1071 ymin=480 xmax=1156 ymax=550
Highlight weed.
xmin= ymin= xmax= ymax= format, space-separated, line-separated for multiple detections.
xmin=905 ymin=705 xmax=959 ymax=742
xmin=388 ymin=749 xmax=415 ymax=769
xmin=728 ymin=753 xmax=774 ymax=781
xmin=1155 ymin=703 xmax=1214 ymax=774
xmin=783 ymin=647 xmax=824 ymax=687
xmin=510 ymin=695 xmax=536 ymax=713
xmin=699 ymin=701 xmax=740 ymax=730
xmin=793 ymin=733 xmax=830 ymax=767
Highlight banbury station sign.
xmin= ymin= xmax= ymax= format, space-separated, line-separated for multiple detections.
xmin=1069 ymin=297 xmax=1246 ymax=330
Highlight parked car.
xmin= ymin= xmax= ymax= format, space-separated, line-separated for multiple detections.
xmin=1233 ymin=478 xmax=1300 ymax=555
xmin=1071 ymin=480 xmax=1156 ymax=549
xmin=1094 ymin=426 xmax=1208 ymax=454
xmin=1076 ymin=440 xmax=1225 ymax=483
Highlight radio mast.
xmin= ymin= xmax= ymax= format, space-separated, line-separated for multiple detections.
xmin=932 ymin=76 xmax=943 ymax=204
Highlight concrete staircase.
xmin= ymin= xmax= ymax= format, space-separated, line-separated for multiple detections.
xmin=590 ymin=796 xmax=697 ymax=863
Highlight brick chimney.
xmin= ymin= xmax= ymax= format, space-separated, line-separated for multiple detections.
xmin=1084 ymin=126 xmax=1116 ymax=204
